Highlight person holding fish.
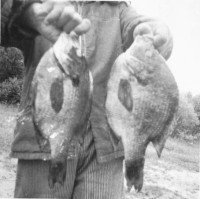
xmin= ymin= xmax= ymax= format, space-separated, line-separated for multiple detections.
xmin=2 ymin=0 xmax=173 ymax=198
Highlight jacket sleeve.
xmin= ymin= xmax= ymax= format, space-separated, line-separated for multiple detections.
xmin=119 ymin=3 xmax=173 ymax=59
xmin=1 ymin=0 xmax=13 ymax=45
xmin=1 ymin=0 xmax=41 ymax=47
xmin=1 ymin=0 xmax=42 ymax=62
xmin=119 ymin=2 xmax=156 ymax=51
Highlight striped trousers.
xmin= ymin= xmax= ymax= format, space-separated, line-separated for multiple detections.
xmin=14 ymin=129 xmax=125 ymax=198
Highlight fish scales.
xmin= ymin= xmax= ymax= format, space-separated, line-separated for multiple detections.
xmin=30 ymin=32 xmax=92 ymax=188
xmin=106 ymin=34 xmax=179 ymax=192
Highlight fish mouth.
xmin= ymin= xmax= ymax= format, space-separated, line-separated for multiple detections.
xmin=125 ymin=158 xmax=145 ymax=192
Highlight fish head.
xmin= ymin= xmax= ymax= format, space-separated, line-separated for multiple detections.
xmin=128 ymin=34 xmax=157 ymax=62
xmin=53 ymin=32 xmax=86 ymax=86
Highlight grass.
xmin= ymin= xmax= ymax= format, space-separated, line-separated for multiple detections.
xmin=0 ymin=104 xmax=18 ymax=197
xmin=0 ymin=103 xmax=18 ymax=153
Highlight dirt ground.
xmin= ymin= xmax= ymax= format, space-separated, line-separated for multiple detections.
xmin=0 ymin=104 xmax=199 ymax=198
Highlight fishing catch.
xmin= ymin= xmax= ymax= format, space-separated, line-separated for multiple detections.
xmin=106 ymin=33 xmax=179 ymax=192
xmin=31 ymin=32 xmax=92 ymax=188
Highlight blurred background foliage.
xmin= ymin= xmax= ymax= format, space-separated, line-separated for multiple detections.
xmin=172 ymin=92 xmax=200 ymax=142
xmin=0 ymin=46 xmax=24 ymax=104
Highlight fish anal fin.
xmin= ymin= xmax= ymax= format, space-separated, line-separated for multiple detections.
xmin=152 ymin=135 xmax=167 ymax=158
xmin=152 ymin=111 xmax=178 ymax=158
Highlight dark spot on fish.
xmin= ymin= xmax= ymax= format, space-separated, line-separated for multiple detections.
xmin=118 ymin=79 xmax=133 ymax=112
xmin=50 ymin=78 xmax=64 ymax=113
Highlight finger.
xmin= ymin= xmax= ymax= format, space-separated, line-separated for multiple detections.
xmin=157 ymin=36 xmax=173 ymax=60
xmin=63 ymin=12 xmax=82 ymax=34
xmin=57 ymin=6 xmax=76 ymax=28
xmin=152 ymin=24 xmax=168 ymax=48
xmin=74 ymin=19 xmax=91 ymax=35
xmin=153 ymin=34 xmax=167 ymax=49
xmin=133 ymin=23 xmax=153 ymax=39
xmin=40 ymin=22 xmax=62 ymax=43
xmin=45 ymin=5 xmax=63 ymax=25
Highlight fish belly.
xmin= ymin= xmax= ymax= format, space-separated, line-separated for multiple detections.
xmin=31 ymin=33 xmax=92 ymax=161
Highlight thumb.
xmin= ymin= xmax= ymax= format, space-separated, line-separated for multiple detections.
xmin=74 ymin=18 xmax=91 ymax=35
xmin=153 ymin=34 xmax=167 ymax=49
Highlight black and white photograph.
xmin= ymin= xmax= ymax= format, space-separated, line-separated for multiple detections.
xmin=0 ymin=0 xmax=199 ymax=198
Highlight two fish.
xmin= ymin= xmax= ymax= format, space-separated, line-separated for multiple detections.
xmin=31 ymin=31 xmax=178 ymax=190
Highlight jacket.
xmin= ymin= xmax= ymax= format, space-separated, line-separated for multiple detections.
xmin=2 ymin=0 xmax=162 ymax=163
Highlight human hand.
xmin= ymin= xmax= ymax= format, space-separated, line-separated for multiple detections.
xmin=133 ymin=22 xmax=173 ymax=60
xmin=26 ymin=0 xmax=91 ymax=43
